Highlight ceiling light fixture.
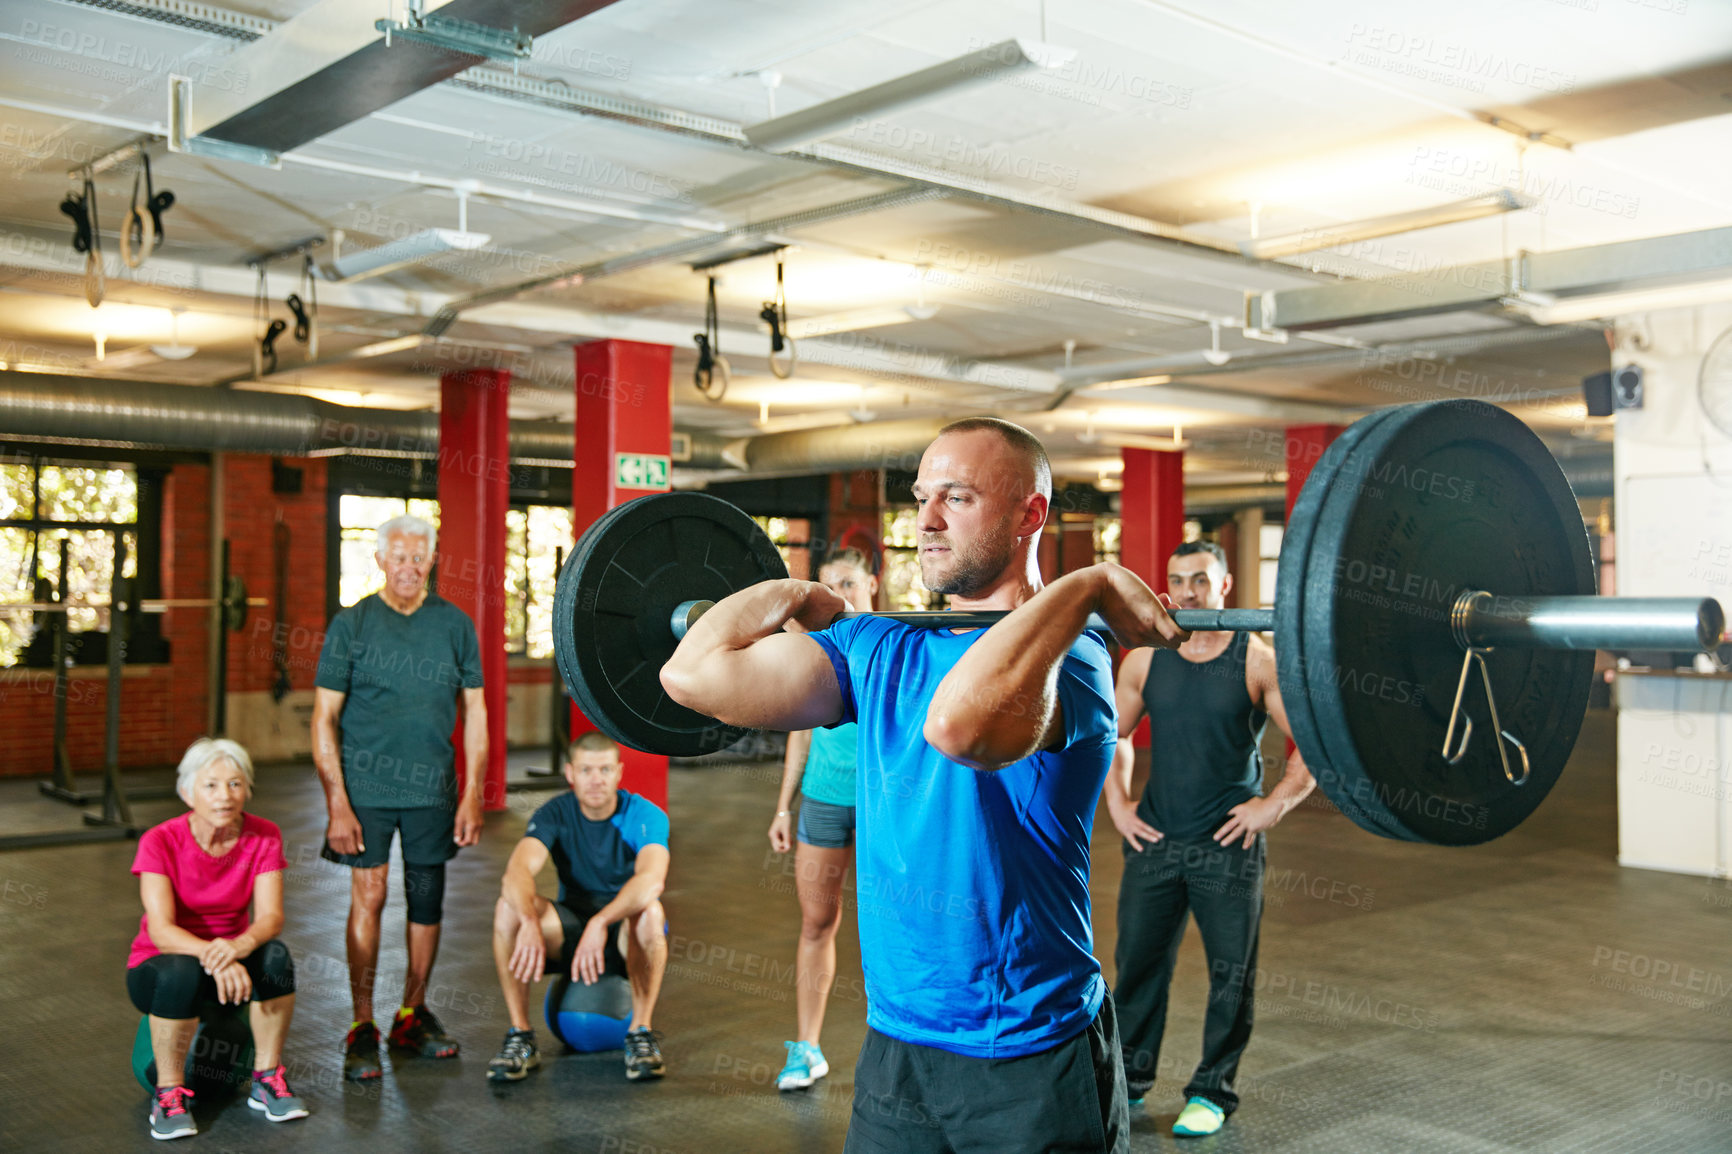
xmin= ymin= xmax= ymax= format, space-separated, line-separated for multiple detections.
xmin=786 ymin=305 xmax=938 ymax=340
xmin=743 ymin=38 xmax=1075 ymax=153
xmin=1202 ymin=321 xmax=1231 ymax=366
xmin=1509 ymin=277 xmax=1732 ymax=325
xmin=150 ymin=308 xmax=197 ymax=360
xmin=1239 ymin=189 xmax=1533 ymax=261
xmin=1083 ymin=374 xmax=1174 ymax=392
xmin=325 ymin=188 xmax=490 ymax=283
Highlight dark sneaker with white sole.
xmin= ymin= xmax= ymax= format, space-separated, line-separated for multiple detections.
xmin=623 ymin=1027 xmax=665 ymax=1081
xmin=248 ymin=1065 xmax=309 ymax=1122
xmin=487 ymin=1028 xmax=541 ymax=1082
xmin=389 ymin=1006 xmax=460 ymax=1059
xmin=149 ymin=1084 xmax=197 ymax=1141
xmin=343 ymin=1021 xmax=383 ymax=1082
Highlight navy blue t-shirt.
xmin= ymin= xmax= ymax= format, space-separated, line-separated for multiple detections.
xmin=808 ymin=616 xmax=1117 ymax=1059
xmin=525 ymin=790 xmax=669 ymax=909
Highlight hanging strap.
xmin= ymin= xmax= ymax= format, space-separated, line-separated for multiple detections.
xmin=691 ymin=275 xmax=729 ymax=401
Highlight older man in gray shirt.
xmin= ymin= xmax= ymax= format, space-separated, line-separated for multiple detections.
xmin=313 ymin=514 xmax=487 ymax=1081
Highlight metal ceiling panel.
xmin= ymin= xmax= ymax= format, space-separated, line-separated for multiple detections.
xmin=190 ymin=0 xmax=626 ymax=154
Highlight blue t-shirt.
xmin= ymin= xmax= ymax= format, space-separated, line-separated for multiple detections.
xmin=525 ymin=790 xmax=668 ymax=908
xmin=808 ymin=616 xmax=1117 ymax=1058
xmin=800 ymin=722 xmax=857 ymax=807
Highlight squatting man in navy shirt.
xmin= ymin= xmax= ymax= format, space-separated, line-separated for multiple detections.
xmin=487 ymin=731 xmax=671 ymax=1083
xmin=663 ymin=417 xmax=1188 ymax=1154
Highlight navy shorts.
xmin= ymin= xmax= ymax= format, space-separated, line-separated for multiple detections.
xmin=321 ymin=805 xmax=457 ymax=868
xmin=798 ymin=796 xmax=857 ymax=849
xmin=550 ymin=898 xmax=629 ymax=979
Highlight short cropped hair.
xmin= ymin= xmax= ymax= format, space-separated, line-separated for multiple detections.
xmin=568 ymin=731 xmax=621 ymax=762
xmin=937 ymin=417 xmax=1053 ymax=500
xmin=1172 ymin=539 xmax=1228 ymax=573
xmin=175 ymin=737 xmax=254 ymax=805
xmin=377 ymin=514 xmax=437 ymax=558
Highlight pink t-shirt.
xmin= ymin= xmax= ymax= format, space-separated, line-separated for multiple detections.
xmin=128 ymin=812 xmax=287 ymax=969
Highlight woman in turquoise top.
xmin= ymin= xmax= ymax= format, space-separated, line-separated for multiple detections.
xmin=767 ymin=548 xmax=876 ymax=1091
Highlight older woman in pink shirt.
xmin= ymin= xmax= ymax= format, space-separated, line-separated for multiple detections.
xmin=127 ymin=737 xmax=307 ymax=1140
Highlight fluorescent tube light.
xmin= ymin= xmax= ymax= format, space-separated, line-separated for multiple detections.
xmin=1240 ymin=190 xmax=1532 ymax=261
xmin=786 ymin=305 xmax=940 ymax=340
xmin=744 ymin=39 xmax=1074 ymax=153
xmin=325 ymin=228 xmax=492 ymax=283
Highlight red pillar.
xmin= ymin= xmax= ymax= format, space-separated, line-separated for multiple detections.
xmin=1119 ymin=448 xmax=1186 ymax=590
xmin=1120 ymin=447 xmax=1185 ymax=749
xmin=439 ymin=368 xmax=511 ymax=812
xmin=572 ymin=340 xmax=673 ymax=810
xmin=1284 ymin=424 xmax=1346 ymax=520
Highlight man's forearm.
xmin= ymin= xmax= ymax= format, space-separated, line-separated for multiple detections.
xmin=1264 ymin=750 xmax=1315 ymax=818
xmin=501 ymin=866 xmax=540 ymax=923
xmin=463 ymin=716 xmax=488 ymax=803
xmin=925 ymin=567 xmax=1106 ymax=770
xmin=1106 ymin=738 xmax=1137 ymax=809
xmin=593 ymin=873 xmax=664 ymax=925
xmin=310 ymin=719 xmax=351 ymax=812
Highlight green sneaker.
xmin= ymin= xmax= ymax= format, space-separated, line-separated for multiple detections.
xmin=1173 ymin=1096 xmax=1225 ymax=1137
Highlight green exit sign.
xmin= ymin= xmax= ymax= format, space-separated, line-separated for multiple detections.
xmin=615 ymin=452 xmax=671 ymax=491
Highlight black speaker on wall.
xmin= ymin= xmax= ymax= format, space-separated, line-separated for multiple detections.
xmin=1583 ymin=366 xmax=1643 ymax=417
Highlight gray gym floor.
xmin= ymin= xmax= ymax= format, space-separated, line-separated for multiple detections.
xmin=2 ymin=712 xmax=1730 ymax=1153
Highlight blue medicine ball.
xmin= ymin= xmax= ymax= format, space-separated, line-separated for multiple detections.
xmin=544 ymin=973 xmax=633 ymax=1052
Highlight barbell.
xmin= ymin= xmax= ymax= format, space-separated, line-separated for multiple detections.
xmin=551 ymin=399 xmax=1726 ymax=846
xmin=0 ymin=575 xmax=263 ymax=632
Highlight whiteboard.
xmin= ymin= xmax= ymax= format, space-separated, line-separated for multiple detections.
xmin=1620 ymin=473 xmax=1732 ymax=603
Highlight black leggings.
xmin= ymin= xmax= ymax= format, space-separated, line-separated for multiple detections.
xmin=126 ymin=940 xmax=296 ymax=1019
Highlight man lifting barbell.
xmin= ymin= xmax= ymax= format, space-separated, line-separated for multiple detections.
xmin=551 ymin=397 xmax=1724 ymax=1145
xmin=661 ymin=417 xmax=1188 ymax=1154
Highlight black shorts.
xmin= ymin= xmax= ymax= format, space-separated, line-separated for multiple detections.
xmin=798 ymin=797 xmax=857 ymax=848
xmin=845 ymin=994 xmax=1128 ymax=1154
xmin=549 ymin=898 xmax=629 ymax=979
xmin=321 ymin=805 xmax=457 ymax=868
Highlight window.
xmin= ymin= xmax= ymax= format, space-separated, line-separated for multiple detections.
xmin=508 ymin=505 xmax=573 ymax=659
xmin=0 ymin=458 xmax=138 ymax=667
xmin=1093 ymin=515 xmax=1120 ymax=566
xmin=880 ymin=507 xmax=938 ymax=611
xmin=1258 ymin=523 xmax=1283 ymax=611
xmin=751 ymin=516 xmax=812 ymax=579
xmin=338 ymin=495 xmax=440 ymax=608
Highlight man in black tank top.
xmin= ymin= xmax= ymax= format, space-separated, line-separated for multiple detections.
xmin=1105 ymin=541 xmax=1314 ymax=1137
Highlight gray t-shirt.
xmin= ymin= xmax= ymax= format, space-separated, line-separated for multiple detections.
xmin=314 ymin=593 xmax=485 ymax=810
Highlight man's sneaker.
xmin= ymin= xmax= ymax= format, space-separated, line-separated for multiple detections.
xmin=247 ymin=1065 xmax=309 ymax=1122
xmin=1173 ymin=1096 xmax=1226 ymax=1137
xmin=775 ymin=1040 xmax=829 ymax=1091
xmin=487 ymin=1028 xmax=541 ymax=1082
xmin=149 ymin=1085 xmax=197 ymax=1141
xmin=389 ymin=1006 xmax=460 ymax=1059
xmin=623 ymin=1027 xmax=665 ymax=1081
xmin=343 ymin=1021 xmax=383 ymax=1082
xmin=1126 ymin=1081 xmax=1151 ymax=1108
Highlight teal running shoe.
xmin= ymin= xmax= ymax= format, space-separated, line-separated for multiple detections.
xmin=775 ymin=1040 xmax=829 ymax=1091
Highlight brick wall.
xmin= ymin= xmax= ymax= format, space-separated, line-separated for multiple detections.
xmin=0 ymin=455 xmax=331 ymax=776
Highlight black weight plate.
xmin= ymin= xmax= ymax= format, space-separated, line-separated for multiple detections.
xmin=552 ymin=492 xmax=788 ymax=756
xmin=1274 ymin=407 xmax=1402 ymax=833
xmin=1303 ymin=400 xmax=1595 ymax=845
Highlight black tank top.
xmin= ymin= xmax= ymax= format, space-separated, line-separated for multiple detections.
xmin=1137 ymin=631 xmax=1268 ymax=841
